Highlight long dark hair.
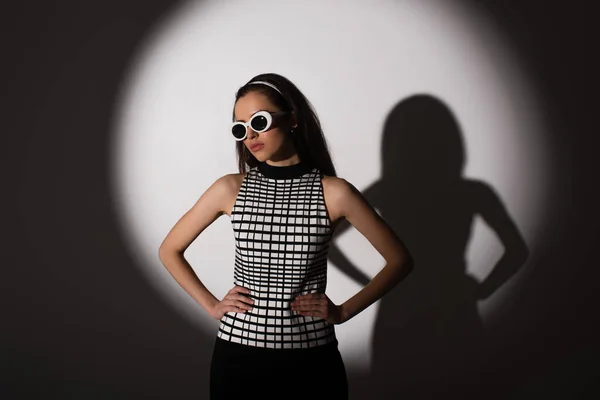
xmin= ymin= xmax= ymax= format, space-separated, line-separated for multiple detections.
xmin=232 ymin=72 xmax=337 ymax=177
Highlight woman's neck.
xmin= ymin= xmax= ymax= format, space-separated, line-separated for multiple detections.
xmin=264 ymin=150 xmax=300 ymax=167
xmin=264 ymin=155 xmax=301 ymax=167
xmin=257 ymin=158 xmax=312 ymax=179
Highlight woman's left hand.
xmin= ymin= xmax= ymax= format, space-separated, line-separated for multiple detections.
xmin=290 ymin=293 xmax=344 ymax=325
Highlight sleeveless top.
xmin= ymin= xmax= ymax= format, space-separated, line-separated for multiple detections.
xmin=217 ymin=160 xmax=337 ymax=349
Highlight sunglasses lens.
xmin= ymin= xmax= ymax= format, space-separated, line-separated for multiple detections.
xmin=250 ymin=115 xmax=269 ymax=132
xmin=231 ymin=124 xmax=246 ymax=140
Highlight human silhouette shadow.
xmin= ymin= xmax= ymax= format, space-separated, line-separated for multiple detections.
xmin=328 ymin=94 xmax=529 ymax=399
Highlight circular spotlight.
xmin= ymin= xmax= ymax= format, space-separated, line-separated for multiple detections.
xmin=109 ymin=0 xmax=552 ymax=368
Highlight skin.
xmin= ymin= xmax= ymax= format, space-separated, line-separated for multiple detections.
xmin=158 ymin=91 xmax=414 ymax=326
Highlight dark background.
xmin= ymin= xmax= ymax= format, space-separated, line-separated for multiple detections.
xmin=1 ymin=1 xmax=598 ymax=398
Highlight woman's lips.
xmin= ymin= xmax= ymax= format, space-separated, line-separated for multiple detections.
xmin=250 ymin=143 xmax=264 ymax=151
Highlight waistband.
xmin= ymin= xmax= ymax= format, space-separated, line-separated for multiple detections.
xmin=213 ymin=336 xmax=340 ymax=358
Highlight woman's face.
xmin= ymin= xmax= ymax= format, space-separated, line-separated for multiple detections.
xmin=234 ymin=91 xmax=295 ymax=162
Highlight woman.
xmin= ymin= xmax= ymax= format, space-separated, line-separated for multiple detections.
xmin=158 ymin=73 xmax=414 ymax=399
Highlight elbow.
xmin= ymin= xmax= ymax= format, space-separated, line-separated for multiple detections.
xmin=395 ymin=254 xmax=414 ymax=278
xmin=158 ymin=245 xmax=168 ymax=262
xmin=158 ymin=244 xmax=182 ymax=262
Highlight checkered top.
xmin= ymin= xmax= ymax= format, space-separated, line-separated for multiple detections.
xmin=216 ymin=162 xmax=337 ymax=349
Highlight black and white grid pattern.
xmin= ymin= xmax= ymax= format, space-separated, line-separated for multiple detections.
xmin=217 ymin=166 xmax=337 ymax=349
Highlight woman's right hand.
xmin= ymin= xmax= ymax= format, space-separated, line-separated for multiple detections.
xmin=210 ymin=285 xmax=254 ymax=320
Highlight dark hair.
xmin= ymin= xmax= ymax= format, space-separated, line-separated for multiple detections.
xmin=232 ymin=72 xmax=337 ymax=177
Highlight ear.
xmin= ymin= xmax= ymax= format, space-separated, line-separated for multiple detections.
xmin=290 ymin=111 xmax=298 ymax=129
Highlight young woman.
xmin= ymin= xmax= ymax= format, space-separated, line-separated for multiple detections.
xmin=158 ymin=73 xmax=414 ymax=399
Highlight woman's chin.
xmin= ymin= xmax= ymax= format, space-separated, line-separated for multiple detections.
xmin=252 ymin=152 xmax=268 ymax=162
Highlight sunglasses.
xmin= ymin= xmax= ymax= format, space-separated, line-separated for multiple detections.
xmin=231 ymin=110 xmax=289 ymax=141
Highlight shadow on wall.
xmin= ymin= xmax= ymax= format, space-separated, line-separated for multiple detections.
xmin=327 ymin=94 xmax=529 ymax=399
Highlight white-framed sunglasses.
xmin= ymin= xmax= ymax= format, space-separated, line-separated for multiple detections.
xmin=231 ymin=110 xmax=289 ymax=141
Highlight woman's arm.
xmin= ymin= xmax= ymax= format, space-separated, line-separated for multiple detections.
xmin=158 ymin=173 xmax=239 ymax=319
xmin=325 ymin=181 xmax=384 ymax=287
xmin=329 ymin=177 xmax=414 ymax=324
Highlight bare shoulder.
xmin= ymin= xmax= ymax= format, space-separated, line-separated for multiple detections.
xmin=219 ymin=171 xmax=246 ymax=191
xmin=197 ymin=172 xmax=246 ymax=217
xmin=321 ymin=174 xmax=356 ymax=224
xmin=321 ymin=174 xmax=352 ymax=195
xmin=218 ymin=172 xmax=247 ymax=217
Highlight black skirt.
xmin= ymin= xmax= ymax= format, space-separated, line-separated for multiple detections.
xmin=209 ymin=336 xmax=349 ymax=400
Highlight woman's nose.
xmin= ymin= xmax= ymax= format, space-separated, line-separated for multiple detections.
xmin=246 ymin=128 xmax=258 ymax=139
